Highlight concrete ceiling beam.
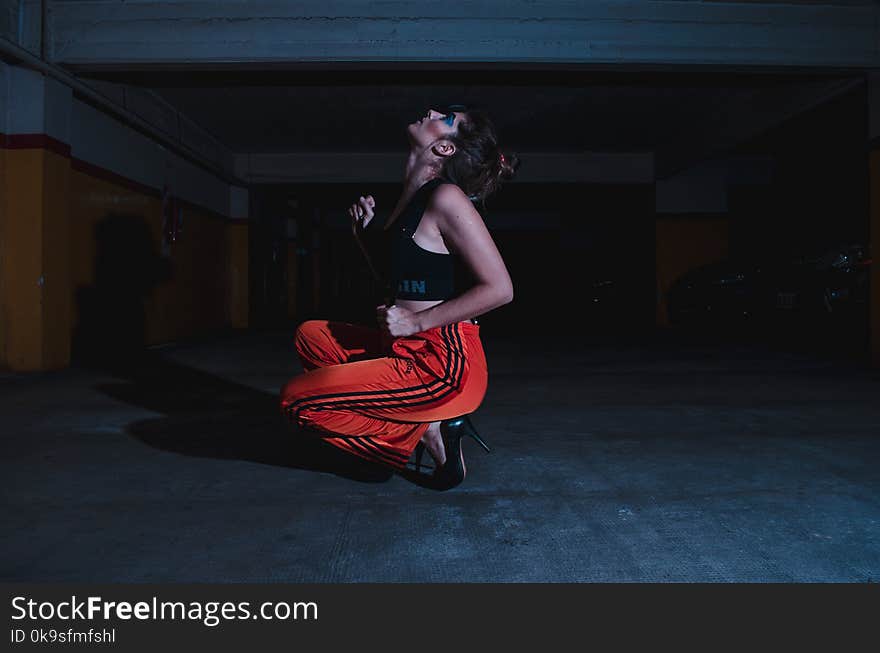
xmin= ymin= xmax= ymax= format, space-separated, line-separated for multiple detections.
xmin=48 ymin=1 xmax=880 ymax=70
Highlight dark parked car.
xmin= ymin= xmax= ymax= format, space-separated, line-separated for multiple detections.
xmin=666 ymin=257 xmax=770 ymax=329
xmin=666 ymin=243 xmax=871 ymax=331
xmin=770 ymin=244 xmax=870 ymax=319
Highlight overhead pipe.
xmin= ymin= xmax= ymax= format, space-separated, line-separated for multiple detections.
xmin=0 ymin=35 xmax=244 ymax=187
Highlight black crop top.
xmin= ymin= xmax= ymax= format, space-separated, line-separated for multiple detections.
xmin=362 ymin=178 xmax=470 ymax=302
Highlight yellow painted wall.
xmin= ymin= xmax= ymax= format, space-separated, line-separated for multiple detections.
xmin=43 ymin=149 xmax=72 ymax=368
xmin=147 ymin=202 xmax=228 ymax=343
xmin=655 ymin=216 xmax=730 ymax=327
xmin=2 ymin=149 xmax=45 ymax=368
xmin=0 ymin=148 xmax=71 ymax=370
xmin=1 ymin=135 xmax=249 ymax=370
xmin=69 ymin=168 xmax=232 ymax=350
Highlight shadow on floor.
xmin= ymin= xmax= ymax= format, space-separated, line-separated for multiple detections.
xmin=87 ymin=351 xmax=419 ymax=484
xmin=68 ymin=213 xmax=445 ymax=489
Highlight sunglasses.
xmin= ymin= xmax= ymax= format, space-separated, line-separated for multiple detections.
xmin=442 ymin=104 xmax=468 ymax=127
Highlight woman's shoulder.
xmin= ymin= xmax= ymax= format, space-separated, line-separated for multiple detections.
xmin=426 ymin=179 xmax=472 ymax=210
xmin=425 ymin=180 xmax=486 ymax=241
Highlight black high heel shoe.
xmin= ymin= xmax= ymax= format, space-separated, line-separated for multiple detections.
xmin=414 ymin=441 xmax=427 ymax=473
xmin=434 ymin=414 xmax=491 ymax=490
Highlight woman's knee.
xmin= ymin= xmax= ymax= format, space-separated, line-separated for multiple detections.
xmin=294 ymin=319 xmax=327 ymax=347
xmin=294 ymin=319 xmax=332 ymax=364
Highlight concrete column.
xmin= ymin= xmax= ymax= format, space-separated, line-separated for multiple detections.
xmin=227 ymin=185 xmax=249 ymax=329
xmin=0 ymin=64 xmax=72 ymax=370
xmin=2 ymin=0 xmax=43 ymax=56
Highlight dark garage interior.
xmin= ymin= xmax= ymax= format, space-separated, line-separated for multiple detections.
xmin=2 ymin=2 xmax=879 ymax=584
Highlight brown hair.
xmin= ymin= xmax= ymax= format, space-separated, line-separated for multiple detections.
xmin=439 ymin=106 xmax=520 ymax=208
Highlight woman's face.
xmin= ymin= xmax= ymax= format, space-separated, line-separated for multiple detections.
xmin=408 ymin=107 xmax=461 ymax=150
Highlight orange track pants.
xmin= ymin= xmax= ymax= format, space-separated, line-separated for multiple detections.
xmin=280 ymin=319 xmax=488 ymax=470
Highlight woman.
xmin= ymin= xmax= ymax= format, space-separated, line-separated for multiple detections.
xmin=280 ymin=104 xmax=518 ymax=489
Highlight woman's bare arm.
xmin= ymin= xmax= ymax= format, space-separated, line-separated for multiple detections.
xmin=414 ymin=184 xmax=514 ymax=331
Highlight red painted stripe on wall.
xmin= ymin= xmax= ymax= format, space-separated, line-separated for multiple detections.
xmin=1 ymin=132 xmax=71 ymax=157
xmin=71 ymin=156 xmax=161 ymax=198
xmin=0 ymin=131 xmax=246 ymax=224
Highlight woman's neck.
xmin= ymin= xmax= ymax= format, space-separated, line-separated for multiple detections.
xmin=388 ymin=156 xmax=440 ymax=221
xmin=402 ymin=152 xmax=441 ymax=196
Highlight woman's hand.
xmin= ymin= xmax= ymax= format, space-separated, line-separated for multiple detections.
xmin=348 ymin=195 xmax=376 ymax=230
xmin=376 ymin=304 xmax=423 ymax=338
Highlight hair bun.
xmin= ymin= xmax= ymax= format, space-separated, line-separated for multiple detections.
xmin=498 ymin=148 xmax=520 ymax=181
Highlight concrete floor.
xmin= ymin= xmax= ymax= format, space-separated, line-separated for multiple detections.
xmin=2 ymin=328 xmax=879 ymax=582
